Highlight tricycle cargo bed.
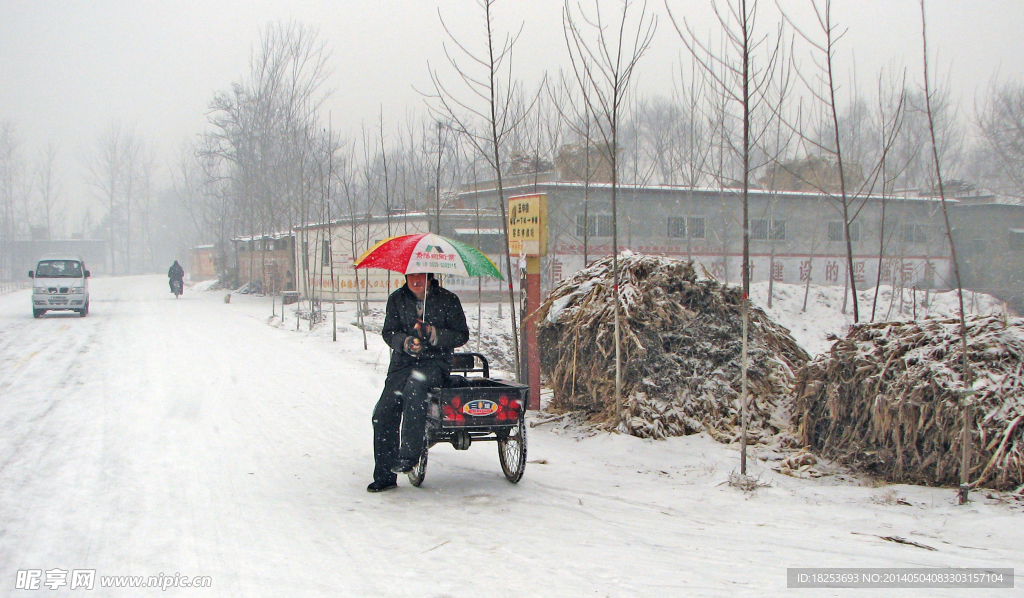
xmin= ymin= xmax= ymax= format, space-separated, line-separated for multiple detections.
xmin=409 ymin=352 xmax=528 ymax=486
xmin=434 ymin=379 xmax=527 ymax=429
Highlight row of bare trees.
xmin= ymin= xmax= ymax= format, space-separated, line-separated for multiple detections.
xmin=170 ymin=4 xmax=1019 ymax=364
xmin=5 ymin=3 xmax=1024 ymax=289
xmin=0 ymin=123 xmax=67 ymax=278
xmin=1 ymin=117 xmax=177 ymax=278
xmin=163 ymin=5 xmax=1011 ymax=435
xmin=85 ymin=122 xmax=161 ymax=274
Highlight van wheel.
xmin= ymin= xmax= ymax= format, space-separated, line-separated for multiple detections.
xmin=33 ymin=309 xmax=44 ymax=318
xmin=79 ymin=302 xmax=89 ymax=317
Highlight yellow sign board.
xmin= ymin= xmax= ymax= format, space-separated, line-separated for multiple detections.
xmin=508 ymin=193 xmax=548 ymax=256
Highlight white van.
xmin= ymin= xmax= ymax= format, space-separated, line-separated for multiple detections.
xmin=28 ymin=255 xmax=91 ymax=318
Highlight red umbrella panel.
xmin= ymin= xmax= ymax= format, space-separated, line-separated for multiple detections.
xmin=353 ymin=233 xmax=503 ymax=280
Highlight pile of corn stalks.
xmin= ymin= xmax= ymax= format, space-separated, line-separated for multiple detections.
xmin=794 ymin=314 xmax=1024 ymax=490
xmin=534 ymin=253 xmax=809 ymax=441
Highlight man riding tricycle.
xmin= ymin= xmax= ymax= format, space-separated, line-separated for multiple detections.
xmin=355 ymin=234 xmax=528 ymax=492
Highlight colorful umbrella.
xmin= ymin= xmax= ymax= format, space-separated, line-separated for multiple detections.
xmin=353 ymin=233 xmax=504 ymax=280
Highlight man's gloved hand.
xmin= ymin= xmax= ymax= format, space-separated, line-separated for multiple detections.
xmin=403 ymin=335 xmax=423 ymax=355
xmin=414 ymin=320 xmax=439 ymax=346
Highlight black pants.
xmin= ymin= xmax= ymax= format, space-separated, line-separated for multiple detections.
xmin=169 ymin=277 xmax=182 ymax=293
xmin=371 ymin=361 xmax=448 ymax=484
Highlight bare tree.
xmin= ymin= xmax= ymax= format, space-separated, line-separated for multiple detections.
xmin=136 ymin=148 xmax=158 ymax=272
xmin=881 ymin=80 xmax=963 ymax=197
xmin=977 ymin=80 xmax=1024 ymax=202
xmin=0 ymin=122 xmax=27 ymax=278
xmin=335 ymin=139 xmax=370 ymax=349
xmin=119 ymin=125 xmax=144 ymax=274
xmin=781 ymin=0 xmax=865 ymax=321
xmin=430 ymin=120 xmax=453 ymax=234
xmin=564 ymin=0 xmax=657 ymax=426
xmin=871 ymin=71 xmax=909 ymax=322
xmin=35 ymin=142 xmax=62 ymax=240
xmin=378 ymin=111 xmax=395 ymax=293
xmin=427 ymin=0 xmax=533 ymax=379
xmin=549 ymin=69 xmax=604 ymax=266
xmin=86 ymin=121 xmax=123 ymax=274
xmin=920 ymin=0 xmax=973 ymax=505
xmin=668 ymin=0 xmax=782 ymax=475
xmin=202 ymin=20 xmax=333 ymax=248
xmin=174 ymin=139 xmax=235 ymax=281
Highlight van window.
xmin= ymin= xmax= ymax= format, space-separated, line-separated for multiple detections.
xmin=36 ymin=260 xmax=83 ymax=278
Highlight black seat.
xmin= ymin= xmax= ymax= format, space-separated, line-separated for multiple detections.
xmin=448 ymin=374 xmax=470 ymax=388
xmin=449 ymin=352 xmax=489 ymax=378
xmin=436 ymin=353 xmax=489 ymax=391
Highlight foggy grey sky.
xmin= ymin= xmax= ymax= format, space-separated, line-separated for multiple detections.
xmin=2 ymin=0 xmax=1023 ymax=214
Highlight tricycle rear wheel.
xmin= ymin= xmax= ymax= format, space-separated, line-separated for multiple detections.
xmin=497 ymin=419 xmax=527 ymax=483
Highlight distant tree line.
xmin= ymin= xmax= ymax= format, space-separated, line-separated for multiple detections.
xmin=3 ymin=3 xmax=1024 ymax=284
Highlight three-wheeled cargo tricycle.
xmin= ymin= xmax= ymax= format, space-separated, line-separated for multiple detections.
xmin=406 ymin=352 xmax=529 ymax=486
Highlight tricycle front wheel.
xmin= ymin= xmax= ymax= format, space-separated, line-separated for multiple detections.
xmin=408 ymin=449 xmax=427 ymax=487
xmin=408 ymin=432 xmax=429 ymax=488
xmin=497 ymin=419 xmax=527 ymax=483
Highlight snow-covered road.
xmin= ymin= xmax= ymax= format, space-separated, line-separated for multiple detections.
xmin=0 ymin=276 xmax=1019 ymax=597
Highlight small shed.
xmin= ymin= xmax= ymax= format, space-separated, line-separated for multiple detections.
xmin=232 ymin=232 xmax=296 ymax=293
xmin=188 ymin=245 xmax=217 ymax=281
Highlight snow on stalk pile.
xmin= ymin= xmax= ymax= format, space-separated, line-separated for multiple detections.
xmin=793 ymin=314 xmax=1024 ymax=490
xmin=534 ymin=253 xmax=810 ymax=441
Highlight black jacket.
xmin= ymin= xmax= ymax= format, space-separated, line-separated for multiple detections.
xmin=168 ymin=262 xmax=184 ymax=280
xmin=382 ymin=279 xmax=469 ymax=375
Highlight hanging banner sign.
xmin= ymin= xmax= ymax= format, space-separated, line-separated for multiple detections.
xmin=508 ymin=193 xmax=548 ymax=257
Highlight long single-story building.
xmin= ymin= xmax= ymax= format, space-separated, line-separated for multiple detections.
xmin=230 ymin=174 xmax=1024 ymax=311
xmin=457 ymin=178 xmax=965 ymax=296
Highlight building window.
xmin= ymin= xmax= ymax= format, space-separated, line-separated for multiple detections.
xmin=667 ymin=217 xmax=686 ymax=238
xmin=828 ymin=222 xmax=842 ymax=242
xmin=322 ymin=240 xmax=331 ymax=266
xmin=751 ymin=220 xmax=767 ymax=239
xmin=899 ymin=223 xmax=928 ymax=244
xmin=828 ymin=221 xmax=860 ymax=242
xmin=751 ymin=219 xmax=786 ymax=240
xmin=688 ymin=216 xmax=705 ymax=239
xmin=576 ymin=214 xmax=615 ymax=237
xmin=667 ymin=216 xmax=706 ymax=239
xmin=575 ymin=215 xmax=591 ymax=237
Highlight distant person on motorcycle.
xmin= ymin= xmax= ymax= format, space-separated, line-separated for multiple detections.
xmin=368 ymin=272 xmax=469 ymax=492
xmin=168 ymin=260 xmax=184 ymax=295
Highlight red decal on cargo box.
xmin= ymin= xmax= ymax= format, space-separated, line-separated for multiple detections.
xmin=462 ymin=399 xmax=499 ymax=417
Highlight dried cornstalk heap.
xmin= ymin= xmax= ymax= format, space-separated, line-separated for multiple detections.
xmin=535 ymin=253 xmax=809 ymax=441
xmin=794 ymin=314 xmax=1024 ymax=490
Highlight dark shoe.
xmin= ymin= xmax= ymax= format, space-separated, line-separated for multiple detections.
xmin=390 ymin=459 xmax=414 ymax=474
xmin=366 ymin=480 xmax=397 ymax=493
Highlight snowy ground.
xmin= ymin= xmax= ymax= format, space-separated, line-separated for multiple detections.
xmin=0 ymin=275 xmax=1020 ymax=597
